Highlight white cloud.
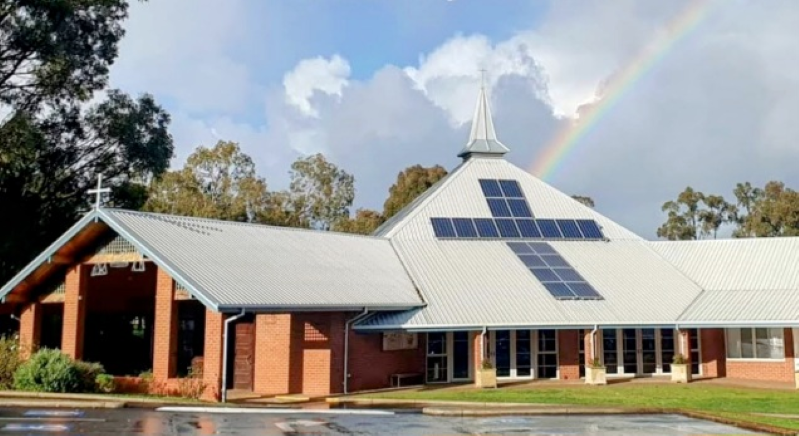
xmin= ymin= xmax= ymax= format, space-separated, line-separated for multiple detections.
xmin=282 ymin=55 xmax=351 ymax=118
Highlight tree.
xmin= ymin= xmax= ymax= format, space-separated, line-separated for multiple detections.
xmin=0 ymin=92 xmax=173 ymax=282
xmin=738 ymin=181 xmax=799 ymax=237
xmin=332 ymin=209 xmax=384 ymax=235
xmin=0 ymin=0 xmax=130 ymax=112
xmin=571 ymin=195 xmax=595 ymax=208
xmin=383 ymin=165 xmax=447 ymax=220
xmin=699 ymin=194 xmax=736 ymax=239
xmin=145 ymin=141 xmax=268 ymax=222
xmin=657 ymin=187 xmax=705 ymax=240
xmin=288 ymin=153 xmax=355 ymax=231
xmin=731 ymin=182 xmax=763 ymax=237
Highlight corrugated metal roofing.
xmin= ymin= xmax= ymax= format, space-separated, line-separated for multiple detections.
xmin=678 ymin=289 xmax=799 ymax=323
xmin=357 ymin=239 xmax=703 ymax=330
xmin=649 ymin=238 xmax=799 ymax=291
xmin=100 ymin=209 xmax=423 ymax=310
xmin=376 ymin=157 xmax=643 ymax=242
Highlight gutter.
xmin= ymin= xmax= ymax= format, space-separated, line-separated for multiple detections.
xmin=221 ymin=309 xmax=247 ymax=403
xmin=343 ymin=309 xmax=370 ymax=395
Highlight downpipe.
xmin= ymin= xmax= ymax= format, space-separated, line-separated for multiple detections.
xmin=481 ymin=326 xmax=488 ymax=363
xmin=343 ymin=309 xmax=370 ymax=395
xmin=221 ymin=309 xmax=247 ymax=403
xmin=589 ymin=325 xmax=598 ymax=362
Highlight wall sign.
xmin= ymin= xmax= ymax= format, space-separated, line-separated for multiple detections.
xmin=382 ymin=332 xmax=418 ymax=351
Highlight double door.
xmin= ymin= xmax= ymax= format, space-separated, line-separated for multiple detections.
xmin=601 ymin=328 xmax=700 ymax=376
xmin=490 ymin=330 xmax=557 ymax=379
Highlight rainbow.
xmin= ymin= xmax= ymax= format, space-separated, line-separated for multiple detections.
xmin=530 ymin=0 xmax=719 ymax=180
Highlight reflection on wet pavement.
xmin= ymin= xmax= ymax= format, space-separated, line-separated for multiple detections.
xmin=0 ymin=407 xmax=763 ymax=435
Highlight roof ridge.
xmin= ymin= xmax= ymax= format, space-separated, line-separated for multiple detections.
xmin=373 ymin=158 xmax=475 ymax=237
xmin=102 ymin=208 xmax=391 ymax=242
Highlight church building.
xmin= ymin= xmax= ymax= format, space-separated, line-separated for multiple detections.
xmin=1 ymin=86 xmax=797 ymax=401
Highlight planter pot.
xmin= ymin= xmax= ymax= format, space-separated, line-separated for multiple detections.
xmin=794 ymin=371 xmax=799 ymax=389
xmin=475 ymin=368 xmax=497 ymax=388
xmin=585 ymin=366 xmax=607 ymax=385
xmin=671 ymin=363 xmax=691 ymax=383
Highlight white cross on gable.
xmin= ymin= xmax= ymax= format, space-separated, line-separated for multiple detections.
xmin=87 ymin=174 xmax=111 ymax=209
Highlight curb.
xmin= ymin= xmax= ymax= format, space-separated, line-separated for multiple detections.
xmin=0 ymin=399 xmax=124 ymax=409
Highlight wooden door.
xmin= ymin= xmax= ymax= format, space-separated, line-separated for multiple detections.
xmin=232 ymin=321 xmax=255 ymax=390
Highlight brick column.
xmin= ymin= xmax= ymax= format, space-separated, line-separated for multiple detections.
xmin=153 ymin=269 xmax=178 ymax=380
xmin=201 ymin=310 xmax=225 ymax=402
xmin=583 ymin=330 xmax=595 ymax=365
xmin=254 ymin=314 xmax=292 ymax=395
xmin=679 ymin=329 xmax=691 ymax=363
xmin=558 ymin=330 xmax=580 ymax=380
xmin=19 ymin=302 xmax=42 ymax=359
xmin=473 ymin=330 xmax=484 ymax=374
xmin=61 ymin=265 xmax=86 ymax=359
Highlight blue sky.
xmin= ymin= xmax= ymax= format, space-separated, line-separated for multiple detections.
xmin=108 ymin=0 xmax=799 ymax=239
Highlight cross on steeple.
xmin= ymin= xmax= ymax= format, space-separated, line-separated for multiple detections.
xmin=87 ymin=174 xmax=111 ymax=209
xmin=457 ymin=68 xmax=510 ymax=160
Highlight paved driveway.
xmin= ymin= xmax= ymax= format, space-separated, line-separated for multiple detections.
xmin=0 ymin=407 xmax=761 ymax=435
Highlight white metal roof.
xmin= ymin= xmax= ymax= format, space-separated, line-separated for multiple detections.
xmin=376 ymin=157 xmax=643 ymax=242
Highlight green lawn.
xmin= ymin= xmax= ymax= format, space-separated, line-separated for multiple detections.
xmin=360 ymin=383 xmax=799 ymax=432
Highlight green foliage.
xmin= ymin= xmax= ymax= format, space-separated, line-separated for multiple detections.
xmin=14 ymin=349 xmax=80 ymax=393
xmin=480 ymin=359 xmax=494 ymax=370
xmin=95 ymin=374 xmax=116 ymax=393
xmin=73 ymin=360 xmax=105 ymax=393
xmin=672 ymin=353 xmax=687 ymax=365
xmin=571 ymin=195 xmax=595 ymax=208
xmin=332 ymin=208 xmax=384 ymax=235
xmin=289 ymin=153 xmax=355 ymax=231
xmin=0 ymin=335 xmax=21 ymax=390
xmin=176 ymin=367 xmax=206 ymax=399
xmin=657 ymin=187 xmax=735 ymax=240
xmin=383 ymin=164 xmax=448 ymax=220
xmin=589 ymin=357 xmax=604 ymax=369
xmin=13 ymin=349 xmax=105 ymax=393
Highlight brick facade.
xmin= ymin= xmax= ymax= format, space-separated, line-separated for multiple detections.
xmin=558 ymin=329 xmax=580 ymax=380
xmin=61 ymin=265 xmax=86 ymax=359
xmin=700 ymin=329 xmax=726 ymax=378
xmin=18 ymin=301 xmax=42 ymax=359
xmin=153 ymin=269 xmax=178 ymax=380
xmin=723 ymin=328 xmax=795 ymax=383
xmin=201 ymin=310 xmax=225 ymax=401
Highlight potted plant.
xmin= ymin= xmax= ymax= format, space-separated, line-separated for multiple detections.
xmin=585 ymin=357 xmax=607 ymax=385
xmin=671 ymin=354 xmax=691 ymax=383
xmin=475 ymin=359 xmax=497 ymax=388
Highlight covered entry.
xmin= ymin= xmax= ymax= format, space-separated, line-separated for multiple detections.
xmin=226 ymin=314 xmax=255 ymax=391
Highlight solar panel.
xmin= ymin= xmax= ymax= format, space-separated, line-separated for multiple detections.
xmin=508 ymin=199 xmax=533 ymax=218
xmin=519 ymin=254 xmax=547 ymax=268
xmin=474 ymin=218 xmax=500 ymax=238
xmin=507 ymin=241 xmax=604 ymax=301
xmin=495 ymin=219 xmax=520 ymax=238
xmin=479 ymin=179 xmax=503 ymax=197
xmin=567 ymin=282 xmax=603 ymax=299
xmin=452 ymin=218 xmax=478 ymax=238
xmin=499 ymin=180 xmax=524 ymax=198
xmin=541 ymin=254 xmax=570 ymax=268
xmin=537 ymin=219 xmax=562 ymax=238
xmin=543 ymin=282 xmax=577 ymax=299
xmin=516 ymin=219 xmax=541 ymax=238
xmin=556 ymin=219 xmax=582 ymax=239
xmin=554 ymin=268 xmax=583 ymax=282
xmin=487 ymin=199 xmax=512 ymax=217
xmin=577 ymin=219 xmax=604 ymax=239
xmin=527 ymin=242 xmax=557 ymax=255
xmin=431 ymin=218 xmax=456 ymax=237
xmin=531 ymin=268 xmax=560 ymax=282
xmin=507 ymin=242 xmax=533 ymax=254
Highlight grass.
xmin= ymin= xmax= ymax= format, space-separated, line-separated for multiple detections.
xmin=360 ymin=383 xmax=799 ymax=432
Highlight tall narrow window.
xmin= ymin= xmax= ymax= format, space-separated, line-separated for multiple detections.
xmin=537 ymin=330 xmax=558 ymax=379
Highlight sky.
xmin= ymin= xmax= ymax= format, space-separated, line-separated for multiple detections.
xmin=107 ymin=0 xmax=799 ymax=239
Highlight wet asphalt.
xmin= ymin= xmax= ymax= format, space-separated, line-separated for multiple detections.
xmin=0 ymin=407 xmax=761 ymax=435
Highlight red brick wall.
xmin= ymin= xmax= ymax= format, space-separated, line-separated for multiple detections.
xmin=253 ymin=314 xmax=291 ymax=395
xmin=347 ymin=328 xmax=425 ymax=392
xmin=61 ymin=265 xmax=86 ymax=359
xmin=725 ymin=328 xmax=795 ymax=383
xmin=19 ymin=302 xmax=41 ymax=359
xmin=700 ymin=329 xmax=726 ymax=378
xmin=153 ymin=269 xmax=177 ymax=380
xmin=558 ymin=330 xmax=579 ymax=380
xmin=201 ymin=310 xmax=224 ymax=401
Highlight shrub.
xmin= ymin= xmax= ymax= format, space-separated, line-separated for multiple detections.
xmin=14 ymin=349 xmax=80 ymax=393
xmin=0 ymin=335 xmax=21 ymax=389
xmin=73 ymin=360 xmax=104 ymax=393
xmin=176 ymin=367 xmax=206 ymax=399
xmin=480 ymin=359 xmax=494 ymax=370
xmin=672 ymin=353 xmax=687 ymax=364
xmin=95 ymin=374 xmax=116 ymax=393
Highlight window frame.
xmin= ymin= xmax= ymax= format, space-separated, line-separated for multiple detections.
xmin=725 ymin=327 xmax=785 ymax=361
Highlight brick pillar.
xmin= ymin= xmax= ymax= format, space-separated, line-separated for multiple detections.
xmin=254 ymin=314 xmax=292 ymax=395
xmin=473 ymin=331 xmax=484 ymax=374
xmin=19 ymin=302 xmax=42 ymax=359
xmin=201 ymin=310 xmax=225 ymax=402
xmin=558 ymin=330 xmax=580 ymax=380
xmin=61 ymin=265 xmax=86 ymax=359
xmin=153 ymin=269 xmax=178 ymax=380
xmin=583 ymin=330 xmax=595 ymax=365
xmin=679 ymin=329 xmax=691 ymax=363
xmin=700 ymin=329 xmax=726 ymax=378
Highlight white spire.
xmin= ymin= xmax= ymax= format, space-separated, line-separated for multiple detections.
xmin=457 ymin=72 xmax=510 ymax=160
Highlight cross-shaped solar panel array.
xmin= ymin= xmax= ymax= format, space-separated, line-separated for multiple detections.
xmin=429 ymin=178 xmax=605 ymax=301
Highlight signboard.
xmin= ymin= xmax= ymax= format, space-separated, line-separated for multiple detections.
xmin=382 ymin=332 xmax=418 ymax=351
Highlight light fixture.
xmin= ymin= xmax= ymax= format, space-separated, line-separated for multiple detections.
xmin=90 ymin=263 xmax=108 ymax=277
xmin=131 ymin=261 xmax=146 ymax=273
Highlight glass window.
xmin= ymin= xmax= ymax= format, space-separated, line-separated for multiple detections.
xmin=726 ymin=328 xmax=784 ymax=360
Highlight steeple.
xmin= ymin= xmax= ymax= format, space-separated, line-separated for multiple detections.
xmin=457 ymin=72 xmax=510 ymax=160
